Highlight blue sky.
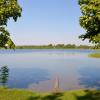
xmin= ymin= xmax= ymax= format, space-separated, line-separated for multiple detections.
xmin=8 ymin=0 xmax=90 ymax=45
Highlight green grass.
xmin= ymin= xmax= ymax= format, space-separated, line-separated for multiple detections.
xmin=0 ymin=88 xmax=100 ymax=100
xmin=89 ymin=53 xmax=100 ymax=58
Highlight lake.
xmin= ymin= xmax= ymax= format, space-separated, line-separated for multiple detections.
xmin=0 ymin=49 xmax=100 ymax=92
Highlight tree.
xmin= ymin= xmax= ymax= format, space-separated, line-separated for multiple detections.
xmin=91 ymin=34 xmax=100 ymax=48
xmin=78 ymin=0 xmax=100 ymax=43
xmin=90 ymin=34 xmax=100 ymax=44
xmin=56 ymin=44 xmax=65 ymax=48
xmin=0 ymin=66 xmax=9 ymax=86
xmin=0 ymin=0 xmax=22 ymax=49
xmin=0 ymin=27 xmax=15 ymax=49
xmin=48 ymin=44 xmax=53 ymax=47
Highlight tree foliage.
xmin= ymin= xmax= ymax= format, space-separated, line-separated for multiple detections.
xmin=0 ymin=0 xmax=22 ymax=48
xmin=91 ymin=34 xmax=100 ymax=44
xmin=0 ymin=27 xmax=15 ymax=49
xmin=78 ymin=0 xmax=100 ymax=44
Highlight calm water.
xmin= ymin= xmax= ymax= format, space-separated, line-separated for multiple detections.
xmin=0 ymin=49 xmax=100 ymax=92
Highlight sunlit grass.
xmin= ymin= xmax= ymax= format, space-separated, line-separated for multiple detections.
xmin=0 ymin=88 xmax=100 ymax=100
xmin=89 ymin=53 xmax=100 ymax=58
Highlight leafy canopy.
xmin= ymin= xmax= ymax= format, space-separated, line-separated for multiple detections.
xmin=0 ymin=0 xmax=22 ymax=49
xmin=78 ymin=0 xmax=100 ymax=44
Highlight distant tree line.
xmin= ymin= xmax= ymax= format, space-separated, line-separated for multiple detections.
xmin=16 ymin=44 xmax=100 ymax=49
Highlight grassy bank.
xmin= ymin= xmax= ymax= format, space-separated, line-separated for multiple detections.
xmin=0 ymin=88 xmax=100 ymax=100
xmin=89 ymin=53 xmax=100 ymax=58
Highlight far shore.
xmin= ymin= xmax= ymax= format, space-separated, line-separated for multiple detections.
xmin=15 ymin=44 xmax=100 ymax=50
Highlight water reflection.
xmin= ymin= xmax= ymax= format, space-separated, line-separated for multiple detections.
xmin=0 ymin=49 xmax=100 ymax=91
xmin=8 ymin=68 xmax=50 ymax=88
xmin=79 ymin=67 xmax=100 ymax=89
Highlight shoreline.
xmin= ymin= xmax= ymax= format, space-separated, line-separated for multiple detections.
xmin=88 ymin=53 xmax=100 ymax=58
xmin=0 ymin=87 xmax=100 ymax=100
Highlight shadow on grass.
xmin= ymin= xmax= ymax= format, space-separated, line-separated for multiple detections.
xmin=76 ymin=90 xmax=100 ymax=100
xmin=28 ymin=95 xmax=41 ymax=100
xmin=27 ymin=90 xmax=100 ymax=100
xmin=27 ymin=93 xmax=63 ymax=100
xmin=42 ymin=93 xmax=63 ymax=100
